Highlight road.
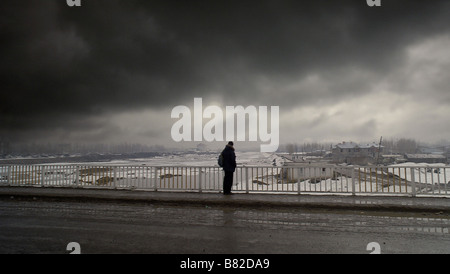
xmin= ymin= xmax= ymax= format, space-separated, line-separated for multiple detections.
xmin=0 ymin=198 xmax=449 ymax=254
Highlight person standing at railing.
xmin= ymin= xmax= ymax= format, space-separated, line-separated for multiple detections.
xmin=221 ymin=141 xmax=237 ymax=195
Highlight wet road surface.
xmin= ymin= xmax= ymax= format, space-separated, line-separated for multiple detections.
xmin=0 ymin=198 xmax=449 ymax=254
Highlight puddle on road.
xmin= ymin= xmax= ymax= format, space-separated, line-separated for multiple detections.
xmin=241 ymin=212 xmax=450 ymax=234
xmin=218 ymin=207 xmax=450 ymax=235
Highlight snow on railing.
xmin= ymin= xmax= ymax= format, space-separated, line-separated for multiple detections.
xmin=0 ymin=164 xmax=449 ymax=197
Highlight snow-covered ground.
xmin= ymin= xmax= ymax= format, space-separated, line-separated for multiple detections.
xmin=9 ymin=151 xmax=283 ymax=167
xmin=383 ymin=162 xmax=449 ymax=195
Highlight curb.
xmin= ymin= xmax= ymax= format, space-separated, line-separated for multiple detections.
xmin=1 ymin=186 xmax=450 ymax=214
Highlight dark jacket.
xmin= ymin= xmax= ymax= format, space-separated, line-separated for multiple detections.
xmin=221 ymin=145 xmax=237 ymax=172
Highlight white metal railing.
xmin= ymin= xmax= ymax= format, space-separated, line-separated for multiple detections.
xmin=0 ymin=164 xmax=449 ymax=197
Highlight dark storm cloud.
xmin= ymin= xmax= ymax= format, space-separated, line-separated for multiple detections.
xmin=1 ymin=0 xmax=450 ymax=143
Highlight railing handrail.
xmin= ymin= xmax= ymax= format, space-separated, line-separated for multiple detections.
xmin=1 ymin=163 xmax=449 ymax=169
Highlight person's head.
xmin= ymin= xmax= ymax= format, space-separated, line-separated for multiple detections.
xmin=228 ymin=141 xmax=234 ymax=147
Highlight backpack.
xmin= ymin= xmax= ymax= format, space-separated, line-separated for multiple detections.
xmin=218 ymin=153 xmax=224 ymax=167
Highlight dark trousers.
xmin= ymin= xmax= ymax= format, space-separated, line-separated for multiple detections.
xmin=223 ymin=171 xmax=234 ymax=194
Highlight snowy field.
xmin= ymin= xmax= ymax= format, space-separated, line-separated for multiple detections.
xmin=98 ymin=151 xmax=286 ymax=167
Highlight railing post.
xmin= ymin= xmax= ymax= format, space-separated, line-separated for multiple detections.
xmin=75 ymin=165 xmax=80 ymax=188
xmin=113 ymin=166 xmax=117 ymax=189
xmin=7 ymin=166 xmax=11 ymax=186
xmin=445 ymin=167 xmax=448 ymax=195
xmin=198 ymin=167 xmax=203 ymax=193
xmin=244 ymin=166 xmax=249 ymax=194
xmin=297 ymin=168 xmax=301 ymax=195
xmin=41 ymin=165 xmax=46 ymax=187
xmin=410 ymin=167 xmax=416 ymax=197
xmin=351 ymin=167 xmax=356 ymax=196
xmin=153 ymin=167 xmax=158 ymax=192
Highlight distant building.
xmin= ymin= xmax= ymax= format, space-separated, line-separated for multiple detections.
xmin=404 ymin=154 xmax=447 ymax=164
xmin=381 ymin=154 xmax=406 ymax=165
xmin=283 ymin=162 xmax=334 ymax=182
xmin=417 ymin=146 xmax=445 ymax=155
xmin=331 ymin=142 xmax=383 ymax=165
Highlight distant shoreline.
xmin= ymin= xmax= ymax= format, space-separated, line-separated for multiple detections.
xmin=0 ymin=152 xmax=164 ymax=165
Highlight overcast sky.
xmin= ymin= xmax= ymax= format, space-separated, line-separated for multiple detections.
xmin=1 ymin=0 xmax=450 ymax=151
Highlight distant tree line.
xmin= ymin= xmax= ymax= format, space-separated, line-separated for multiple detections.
xmin=381 ymin=138 xmax=418 ymax=154
xmin=0 ymin=140 xmax=167 ymax=156
xmin=283 ymin=142 xmax=333 ymax=154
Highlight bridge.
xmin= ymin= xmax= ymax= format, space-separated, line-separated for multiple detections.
xmin=1 ymin=164 xmax=449 ymax=197
xmin=1 ymin=163 xmax=450 ymax=254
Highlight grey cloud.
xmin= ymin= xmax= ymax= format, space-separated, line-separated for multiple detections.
xmin=1 ymin=0 xmax=450 ymax=146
